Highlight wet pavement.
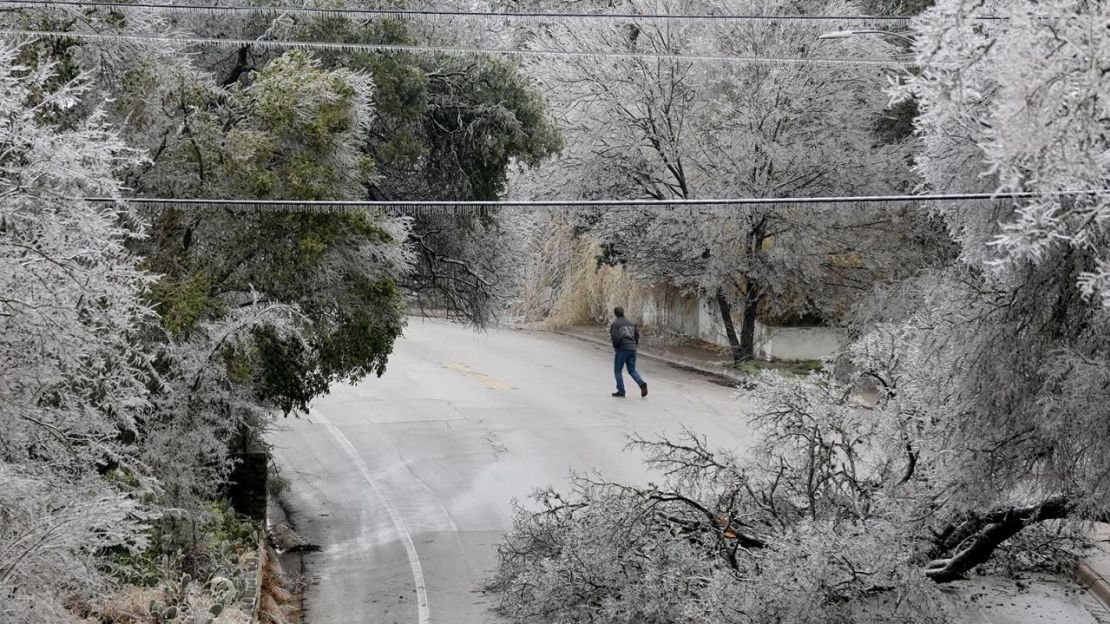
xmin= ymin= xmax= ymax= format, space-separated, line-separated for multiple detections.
xmin=269 ymin=319 xmax=756 ymax=624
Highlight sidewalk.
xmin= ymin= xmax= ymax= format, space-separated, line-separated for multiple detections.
xmin=552 ymin=324 xmax=748 ymax=384
xmin=1078 ymin=524 xmax=1110 ymax=620
xmin=547 ymin=325 xmax=1110 ymax=624
xmin=965 ymin=573 xmax=1109 ymax=624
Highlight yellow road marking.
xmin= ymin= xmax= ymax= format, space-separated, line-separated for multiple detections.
xmin=443 ymin=362 xmax=512 ymax=390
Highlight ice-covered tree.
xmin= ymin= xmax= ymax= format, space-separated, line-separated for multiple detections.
xmin=0 ymin=42 xmax=156 ymax=622
xmin=3 ymin=2 xmax=417 ymax=550
xmin=176 ymin=2 xmax=564 ymax=326
xmin=130 ymin=49 xmax=413 ymax=415
xmin=322 ymin=19 xmax=563 ymax=325
xmin=110 ymin=51 xmax=417 ymax=546
xmin=489 ymin=374 xmax=957 ymax=623
xmin=340 ymin=37 xmax=562 ymax=325
xmin=516 ymin=0 xmax=924 ymax=360
xmin=3 ymin=0 xmax=563 ymax=328
xmin=492 ymin=1 xmax=1109 ymax=614
xmin=902 ymin=0 xmax=1110 ymax=304
xmin=0 ymin=2 xmax=557 ymax=616
xmin=858 ymin=0 xmax=1110 ymax=578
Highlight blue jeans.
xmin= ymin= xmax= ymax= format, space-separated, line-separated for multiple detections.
xmin=614 ymin=350 xmax=645 ymax=394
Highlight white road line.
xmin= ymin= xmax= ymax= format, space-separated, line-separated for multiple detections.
xmin=314 ymin=409 xmax=431 ymax=624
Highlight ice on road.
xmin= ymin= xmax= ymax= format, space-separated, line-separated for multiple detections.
xmin=269 ymin=319 xmax=756 ymax=624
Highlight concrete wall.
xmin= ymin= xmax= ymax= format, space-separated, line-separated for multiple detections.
xmin=690 ymin=294 xmax=846 ymax=361
xmin=637 ymin=285 xmax=701 ymax=337
xmin=695 ymin=295 xmax=729 ymax=346
xmin=565 ymin=274 xmax=845 ymax=361
xmin=536 ymin=237 xmax=845 ymax=361
xmin=753 ymin=322 xmax=848 ymax=361
xmin=227 ymin=450 xmax=268 ymax=523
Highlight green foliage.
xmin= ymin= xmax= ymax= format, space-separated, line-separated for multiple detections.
xmin=13 ymin=33 xmax=81 ymax=96
xmin=901 ymin=0 xmax=935 ymax=13
xmin=102 ymin=466 xmax=143 ymax=490
xmin=859 ymin=0 xmax=934 ymax=14
xmin=250 ymin=324 xmax=330 ymax=415
xmin=107 ymin=499 xmax=257 ymax=596
xmin=148 ymin=573 xmax=240 ymax=624
xmin=216 ymin=212 xmax=408 ymax=410
xmin=148 ymin=271 xmax=218 ymax=335
xmin=312 ymin=276 xmax=407 ymax=381
xmin=284 ymin=14 xmax=562 ymax=201
xmin=142 ymin=209 xmax=409 ymax=413
xmin=221 ymin=341 xmax=253 ymax=384
xmin=875 ymin=96 xmax=919 ymax=144
xmin=235 ymin=211 xmax=394 ymax=293
xmin=216 ymin=51 xmax=372 ymax=200
xmin=251 ymin=51 xmax=356 ymax=140
xmin=736 ymin=359 xmax=824 ymax=377
xmin=202 ymin=500 xmax=257 ymax=552
xmin=240 ymin=276 xmax=406 ymax=413
xmin=368 ymin=54 xmax=428 ymax=164
xmin=129 ymin=49 xmax=411 ymax=412
xmin=364 ymin=52 xmax=563 ymax=199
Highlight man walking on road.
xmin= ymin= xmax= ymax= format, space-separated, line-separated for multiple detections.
xmin=609 ymin=307 xmax=647 ymax=398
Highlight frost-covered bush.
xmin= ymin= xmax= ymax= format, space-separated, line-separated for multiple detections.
xmin=513 ymin=0 xmax=935 ymax=361
xmin=0 ymin=42 xmax=156 ymax=622
xmin=870 ymin=0 xmax=1110 ymax=550
xmin=899 ymin=0 xmax=1110 ymax=305
xmin=490 ymin=373 xmax=955 ymax=623
xmin=494 ymin=1 xmax=1107 ymax=619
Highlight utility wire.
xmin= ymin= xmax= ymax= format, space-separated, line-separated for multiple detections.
xmin=0 ymin=0 xmax=933 ymax=25
xmin=80 ymin=190 xmax=1110 ymax=215
xmin=0 ymin=29 xmax=920 ymax=65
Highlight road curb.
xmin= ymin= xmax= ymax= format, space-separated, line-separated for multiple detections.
xmin=1078 ymin=562 xmax=1110 ymax=612
xmin=551 ymin=329 xmax=748 ymax=385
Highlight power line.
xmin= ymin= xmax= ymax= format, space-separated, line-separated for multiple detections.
xmin=0 ymin=29 xmax=919 ymax=65
xmin=82 ymin=190 xmax=1110 ymax=215
xmin=0 ymin=0 xmax=931 ymax=25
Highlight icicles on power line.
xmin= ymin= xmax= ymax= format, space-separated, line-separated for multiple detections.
xmin=0 ymin=0 xmax=918 ymax=27
xmin=81 ymin=190 xmax=1110 ymax=215
xmin=85 ymin=197 xmax=496 ymax=217
xmin=0 ymin=0 xmax=924 ymax=64
xmin=0 ymin=29 xmax=920 ymax=65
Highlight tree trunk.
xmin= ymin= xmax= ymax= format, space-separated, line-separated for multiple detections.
xmin=925 ymin=495 xmax=1073 ymax=583
xmin=716 ymin=289 xmax=748 ymax=365
xmin=740 ymin=286 xmax=759 ymax=363
xmin=221 ymin=46 xmax=252 ymax=87
xmin=734 ymin=217 xmax=767 ymax=365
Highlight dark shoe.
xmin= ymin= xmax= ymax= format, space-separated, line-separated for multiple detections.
xmin=611 ymin=391 xmax=626 ymax=397
xmin=640 ymin=383 xmax=648 ymax=397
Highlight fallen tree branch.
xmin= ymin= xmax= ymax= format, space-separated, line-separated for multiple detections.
xmin=925 ymin=495 xmax=1074 ymax=583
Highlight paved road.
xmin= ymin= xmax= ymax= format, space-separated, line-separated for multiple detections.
xmin=269 ymin=319 xmax=756 ymax=624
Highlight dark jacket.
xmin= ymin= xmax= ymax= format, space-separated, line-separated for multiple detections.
xmin=609 ymin=317 xmax=639 ymax=351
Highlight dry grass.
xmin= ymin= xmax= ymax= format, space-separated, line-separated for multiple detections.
xmin=80 ymin=586 xmax=162 ymax=624
xmin=256 ymin=542 xmax=301 ymax=624
xmin=83 ymin=584 xmax=250 ymax=624
xmin=544 ymin=237 xmax=661 ymax=329
xmin=518 ymin=216 xmax=712 ymax=340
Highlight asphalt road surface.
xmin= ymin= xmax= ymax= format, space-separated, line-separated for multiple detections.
xmin=269 ymin=319 xmax=757 ymax=624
